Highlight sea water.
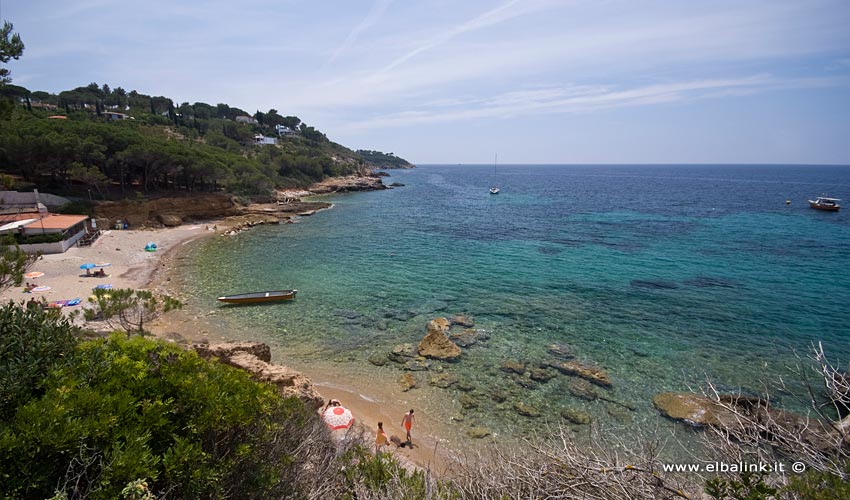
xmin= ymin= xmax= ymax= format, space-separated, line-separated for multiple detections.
xmin=175 ymin=164 xmax=850 ymax=443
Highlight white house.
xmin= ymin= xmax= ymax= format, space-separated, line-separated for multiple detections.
xmin=275 ymin=124 xmax=295 ymax=136
xmin=235 ymin=115 xmax=259 ymax=125
xmin=253 ymin=134 xmax=278 ymax=146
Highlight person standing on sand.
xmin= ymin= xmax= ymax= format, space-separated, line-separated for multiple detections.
xmin=375 ymin=422 xmax=388 ymax=453
xmin=401 ymin=409 xmax=415 ymax=444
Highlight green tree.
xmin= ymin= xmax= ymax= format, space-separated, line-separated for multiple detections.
xmin=0 ymin=235 xmax=39 ymax=292
xmin=0 ymin=21 xmax=24 ymax=85
xmin=84 ymin=288 xmax=182 ymax=336
xmin=0 ymin=301 xmax=79 ymax=421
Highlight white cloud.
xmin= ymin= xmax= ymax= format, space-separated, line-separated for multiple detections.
xmin=335 ymin=74 xmax=849 ymax=131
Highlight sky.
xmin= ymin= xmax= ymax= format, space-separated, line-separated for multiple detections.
xmin=3 ymin=0 xmax=850 ymax=165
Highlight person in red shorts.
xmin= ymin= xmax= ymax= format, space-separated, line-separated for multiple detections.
xmin=400 ymin=408 xmax=416 ymax=444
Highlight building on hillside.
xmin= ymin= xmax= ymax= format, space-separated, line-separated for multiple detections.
xmin=253 ymin=134 xmax=278 ymax=146
xmin=103 ymin=111 xmax=130 ymax=121
xmin=235 ymin=115 xmax=259 ymax=125
xmin=275 ymin=124 xmax=296 ymax=136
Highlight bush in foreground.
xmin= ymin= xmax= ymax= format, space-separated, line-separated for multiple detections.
xmin=0 ymin=334 xmax=324 ymax=499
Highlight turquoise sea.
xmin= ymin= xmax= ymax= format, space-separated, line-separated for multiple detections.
xmin=173 ymin=164 xmax=850 ymax=443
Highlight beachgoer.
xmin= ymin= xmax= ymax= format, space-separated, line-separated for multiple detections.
xmin=375 ymin=422 xmax=388 ymax=453
xmin=323 ymin=398 xmax=341 ymax=412
xmin=85 ymin=268 xmax=92 ymax=276
xmin=26 ymin=297 xmax=39 ymax=309
xmin=401 ymin=409 xmax=416 ymax=444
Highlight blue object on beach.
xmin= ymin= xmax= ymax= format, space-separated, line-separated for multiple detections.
xmin=80 ymin=263 xmax=96 ymax=270
xmin=144 ymin=242 xmax=157 ymax=252
xmin=66 ymin=298 xmax=82 ymax=306
xmin=95 ymin=284 xmax=112 ymax=290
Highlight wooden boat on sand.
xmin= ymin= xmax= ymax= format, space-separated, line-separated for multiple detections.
xmin=217 ymin=290 xmax=298 ymax=304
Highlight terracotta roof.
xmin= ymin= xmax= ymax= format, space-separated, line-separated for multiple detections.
xmin=23 ymin=214 xmax=88 ymax=230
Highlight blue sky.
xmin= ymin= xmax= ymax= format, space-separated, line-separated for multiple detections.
xmin=4 ymin=0 xmax=850 ymax=164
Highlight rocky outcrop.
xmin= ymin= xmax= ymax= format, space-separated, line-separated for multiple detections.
xmin=418 ymin=318 xmax=461 ymax=361
xmin=308 ymin=174 xmax=387 ymax=194
xmin=653 ymin=391 xmax=840 ymax=451
xmin=192 ymin=342 xmax=323 ymax=409
xmin=652 ymin=392 xmax=732 ymax=427
xmin=193 ymin=341 xmax=271 ymax=362
xmin=157 ymin=214 xmax=183 ymax=227
xmin=94 ymin=193 xmax=240 ymax=229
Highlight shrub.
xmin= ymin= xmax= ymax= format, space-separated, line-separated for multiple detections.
xmin=0 ymin=301 xmax=79 ymax=421
xmin=0 ymin=335 xmax=319 ymax=499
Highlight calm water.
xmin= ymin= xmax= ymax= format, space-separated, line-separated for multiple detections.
xmin=175 ymin=164 xmax=850 ymax=442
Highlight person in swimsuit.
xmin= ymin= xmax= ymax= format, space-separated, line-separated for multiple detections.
xmin=375 ymin=422 xmax=388 ymax=453
xmin=401 ymin=409 xmax=415 ymax=444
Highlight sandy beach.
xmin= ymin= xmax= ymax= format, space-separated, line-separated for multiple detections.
xmin=5 ymin=219 xmax=456 ymax=472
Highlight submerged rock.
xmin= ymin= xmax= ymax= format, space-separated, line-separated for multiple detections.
xmin=428 ymin=372 xmax=459 ymax=389
xmin=388 ymin=343 xmax=417 ymax=363
xmin=467 ymin=427 xmax=492 ymax=439
xmin=500 ymin=359 xmax=526 ymax=375
xmin=550 ymin=360 xmax=612 ymax=387
xmin=567 ymin=379 xmax=600 ymax=401
xmin=448 ymin=328 xmax=490 ymax=348
xmin=546 ymin=343 xmax=576 ymax=360
xmin=529 ymin=366 xmax=557 ymax=383
xmin=367 ymin=353 xmax=388 ymax=366
xmin=561 ymin=408 xmax=592 ymax=425
xmin=450 ymin=314 xmax=475 ymax=327
xmin=399 ymin=373 xmax=417 ymax=392
xmin=513 ymin=402 xmax=541 ymax=418
xmin=418 ymin=318 xmax=462 ymax=360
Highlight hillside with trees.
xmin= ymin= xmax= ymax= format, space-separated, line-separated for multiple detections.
xmin=0 ymin=80 xmax=395 ymax=200
xmin=355 ymin=149 xmax=415 ymax=169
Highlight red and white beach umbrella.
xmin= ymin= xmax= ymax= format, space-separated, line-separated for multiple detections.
xmin=322 ymin=406 xmax=354 ymax=430
xmin=24 ymin=271 xmax=44 ymax=279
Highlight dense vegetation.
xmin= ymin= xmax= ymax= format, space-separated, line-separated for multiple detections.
xmin=0 ymin=85 xmax=369 ymax=198
xmin=355 ymin=149 xmax=414 ymax=169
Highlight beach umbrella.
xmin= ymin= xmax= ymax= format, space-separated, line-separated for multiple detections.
xmin=80 ymin=263 xmax=96 ymax=270
xmin=94 ymin=262 xmax=112 ymax=267
xmin=322 ymin=406 xmax=354 ymax=431
xmin=31 ymin=286 xmax=51 ymax=293
xmin=95 ymin=284 xmax=113 ymax=290
xmin=24 ymin=271 xmax=44 ymax=279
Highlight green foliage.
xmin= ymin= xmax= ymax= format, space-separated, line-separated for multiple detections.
xmin=784 ymin=464 xmax=850 ymax=499
xmin=0 ymin=335 xmax=315 ymax=499
xmin=13 ymin=232 xmax=65 ymax=244
xmin=0 ymin=234 xmax=39 ymax=291
xmin=0 ymin=20 xmax=25 ymax=86
xmin=0 ymin=301 xmax=79 ymax=421
xmin=340 ymin=445 xmax=446 ymax=500
xmin=56 ymin=199 xmax=95 ymax=216
xmin=84 ymin=288 xmax=182 ymax=336
xmin=705 ymin=472 xmax=779 ymax=500
xmin=357 ymin=149 xmax=414 ymax=168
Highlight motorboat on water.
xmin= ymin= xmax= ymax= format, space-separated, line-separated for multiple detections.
xmin=808 ymin=196 xmax=841 ymax=212
xmin=489 ymin=186 xmax=500 ymax=194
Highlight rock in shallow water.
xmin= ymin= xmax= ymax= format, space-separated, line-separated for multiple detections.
xmin=550 ymin=360 xmax=612 ymax=387
xmin=561 ymin=408 xmax=591 ymax=425
xmin=467 ymin=427 xmax=492 ymax=439
xmin=418 ymin=318 xmax=462 ymax=360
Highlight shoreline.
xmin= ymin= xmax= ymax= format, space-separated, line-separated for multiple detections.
xmin=145 ymin=223 xmax=462 ymax=473
xmin=6 ymin=186 xmax=459 ymax=471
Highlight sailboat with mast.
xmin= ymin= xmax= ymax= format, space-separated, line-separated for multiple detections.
xmin=489 ymin=154 xmax=500 ymax=194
